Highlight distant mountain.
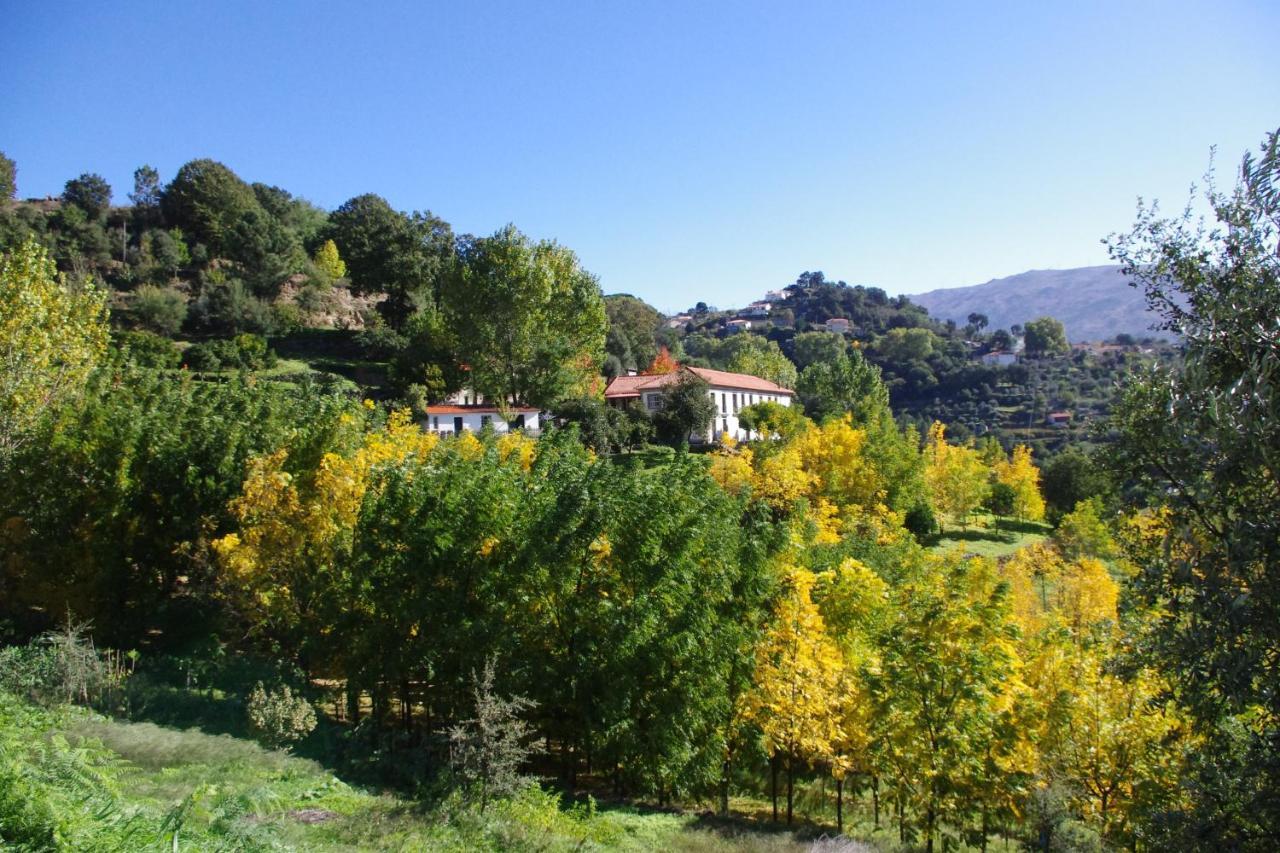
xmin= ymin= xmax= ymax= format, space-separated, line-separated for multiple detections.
xmin=910 ymin=266 xmax=1169 ymax=342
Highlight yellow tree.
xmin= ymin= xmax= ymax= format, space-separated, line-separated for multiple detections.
xmin=923 ymin=422 xmax=990 ymax=531
xmin=995 ymin=444 xmax=1046 ymax=522
xmin=312 ymin=238 xmax=347 ymax=280
xmin=213 ymin=410 xmax=438 ymax=664
xmin=0 ymin=239 xmax=109 ymax=458
xmin=747 ymin=564 xmax=843 ymax=824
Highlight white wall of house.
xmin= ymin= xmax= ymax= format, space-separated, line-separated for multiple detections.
xmin=424 ymin=410 xmax=541 ymax=435
xmin=647 ymin=387 xmax=790 ymax=442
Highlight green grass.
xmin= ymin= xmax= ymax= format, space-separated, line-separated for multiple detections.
xmin=925 ymin=513 xmax=1052 ymax=560
xmin=3 ymin=692 xmax=859 ymax=851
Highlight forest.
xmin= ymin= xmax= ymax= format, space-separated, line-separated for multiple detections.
xmin=0 ymin=128 xmax=1276 ymax=852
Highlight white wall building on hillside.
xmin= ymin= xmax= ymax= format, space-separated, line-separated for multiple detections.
xmin=422 ymin=404 xmax=541 ymax=435
xmin=603 ymin=365 xmax=794 ymax=443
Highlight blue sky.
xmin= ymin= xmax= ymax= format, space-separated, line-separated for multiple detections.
xmin=2 ymin=1 xmax=1276 ymax=312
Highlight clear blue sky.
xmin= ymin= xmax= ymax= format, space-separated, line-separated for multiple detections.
xmin=3 ymin=1 xmax=1276 ymax=312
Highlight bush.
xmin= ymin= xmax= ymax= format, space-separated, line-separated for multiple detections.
xmin=0 ymin=621 xmax=132 ymax=709
xmin=448 ymin=659 xmax=538 ymax=812
xmin=115 ymin=330 xmax=180 ymax=369
xmin=985 ymin=481 xmax=1016 ymax=517
xmin=131 ymin=284 xmax=188 ymax=335
xmin=904 ymin=502 xmax=938 ymax=540
xmin=182 ymin=333 xmax=277 ymax=372
xmin=245 ymin=681 xmax=316 ymax=751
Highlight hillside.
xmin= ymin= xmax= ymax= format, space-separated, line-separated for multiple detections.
xmin=910 ymin=266 xmax=1167 ymax=342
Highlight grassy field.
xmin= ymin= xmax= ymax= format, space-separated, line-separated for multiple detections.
xmin=925 ymin=514 xmax=1051 ymax=560
xmin=3 ymin=693 xmax=877 ymax=852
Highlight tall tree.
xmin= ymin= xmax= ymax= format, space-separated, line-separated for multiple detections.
xmin=995 ymin=444 xmax=1046 ymax=522
xmin=0 ymin=151 xmax=16 ymax=201
xmin=1023 ymin=316 xmax=1069 ymax=356
xmin=161 ymin=159 xmax=260 ymax=255
xmin=923 ymin=422 xmax=991 ymax=530
xmin=62 ymin=173 xmax=112 ymax=220
xmin=443 ymin=225 xmax=606 ymax=408
xmin=1103 ymin=127 xmax=1280 ymax=846
xmin=326 ymin=194 xmax=452 ymax=326
xmin=0 ymin=240 xmax=108 ymax=460
xmin=129 ymin=165 xmax=162 ymax=210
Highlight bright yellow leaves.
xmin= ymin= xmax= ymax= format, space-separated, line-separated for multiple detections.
xmin=0 ymin=239 xmax=109 ymax=457
xmin=1001 ymin=542 xmax=1119 ymax=632
xmin=213 ymin=409 xmax=441 ymax=632
xmin=312 ymin=239 xmax=347 ymax=280
xmin=923 ymin=421 xmax=990 ymax=529
xmin=995 ymin=444 xmax=1046 ymax=522
xmin=747 ymin=565 xmax=843 ymax=767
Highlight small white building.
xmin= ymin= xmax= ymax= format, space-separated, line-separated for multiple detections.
xmin=603 ymin=365 xmax=794 ymax=443
xmin=980 ymin=350 xmax=1018 ymax=366
xmin=824 ymin=318 xmax=852 ymax=334
xmin=423 ymin=405 xmax=541 ymax=435
xmin=665 ymin=313 xmax=693 ymax=329
xmin=725 ymin=319 xmax=753 ymax=333
xmin=740 ymin=301 xmax=772 ymax=318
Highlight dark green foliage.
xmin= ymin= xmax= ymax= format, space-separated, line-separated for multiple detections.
xmin=0 ymin=366 xmax=356 ymax=645
xmin=62 ymin=173 xmax=112 ymax=219
xmin=1105 ymin=127 xmax=1280 ymax=847
xmin=161 ymin=159 xmax=260 ymax=256
xmin=129 ymin=165 xmax=162 ymax=211
xmin=652 ymin=372 xmax=715 ymax=446
xmin=0 ymin=151 xmax=14 ymax=200
xmin=604 ymin=294 xmax=663 ymax=372
xmin=130 ymin=284 xmax=188 ymax=335
xmin=326 ymin=195 xmax=453 ymax=327
xmin=1041 ymin=448 xmax=1111 ymax=523
xmin=183 ymin=334 xmax=277 ymax=372
xmin=113 ymin=330 xmax=181 ymax=369
xmin=985 ymin=481 xmax=1016 ymax=516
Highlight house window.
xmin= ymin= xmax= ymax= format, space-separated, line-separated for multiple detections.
xmin=432 ymin=416 xmax=439 ymax=431
xmin=646 ymin=394 xmax=660 ymax=411
xmin=732 ymin=393 xmax=739 ymax=413
xmin=481 ymin=415 xmax=492 ymax=428
xmin=721 ymin=392 xmax=727 ymax=414
xmin=722 ymin=418 xmax=729 ymax=435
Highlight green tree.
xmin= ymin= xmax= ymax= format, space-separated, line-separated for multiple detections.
xmin=0 ymin=151 xmax=15 ymax=201
xmin=161 ymin=159 xmax=260 ymax=255
xmin=652 ymin=371 xmax=715 ymax=446
xmin=725 ymin=337 xmax=798 ymax=390
xmin=130 ymin=285 xmax=188 ymax=336
xmin=604 ymin=294 xmax=663 ymax=372
xmin=796 ymin=349 xmax=881 ymax=422
xmin=129 ymin=165 xmax=162 ymax=213
xmin=790 ymin=331 xmax=846 ymax=370
xmin=443 ymin=225 xmax=606 ymax=408
xmin=1103 ymin=127 xmax=1280 ymax=846
xmin=62 ymin=174 xmax=112 ymax=220
xmin=0 ymin=240 xmax=108 ymax=459
xmin=1023 ymin=316 xmax=1069 ymax=357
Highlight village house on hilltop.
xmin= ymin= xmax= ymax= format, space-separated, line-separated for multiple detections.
xmin=604 ymin=365 xmax=794 ymax=443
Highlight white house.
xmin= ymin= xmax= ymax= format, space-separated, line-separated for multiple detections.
xmin=824 ymin=318 xmax=852 ymax=334
xmin=603 ymin=365 xmax=794 ymax=443
xmin=739 ymin=301 xmax=772 ymax=318
xmin=763 ymin=289 xmax=789 ymax=303
xmin=422 ymin=404 xmax=541 ymax=436
xmin=725 ymin=318 xmax=753 ymax=333
xmin=980 ymin=350 xmax=1018 ymax=366
xmin=665 ymin=313 xmax=693 ymax=329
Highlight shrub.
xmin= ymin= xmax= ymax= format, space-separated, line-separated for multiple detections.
xmin=115 ymin=330 xmax=180 ymax=369
xmin=245 ymin=682 xmax=316 ymax=751
xmin=904 ymin=502 xmax=938 ymax=540
xmin=182 ymin=334 xmax=277 ymax=372
xmin=448 ymin=659 xmax=538 ymax=812
xmin=131 ymin=285 xmax=188 ymax=335
xmin=0 ymin=620 xmax=132 ymax=709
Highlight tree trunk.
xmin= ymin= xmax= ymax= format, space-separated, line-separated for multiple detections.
xmin=771 ymin=755 xmax=779 ymax=822
xmin=719 ymin=759 xmax=730 ymax=817
xmin=837 ymin=777 xmax=844 ymax=833
xmin=872 ymin=774 xmax=880 ymax=828
xmin=786 ymin=753 xmax=795 ymax=825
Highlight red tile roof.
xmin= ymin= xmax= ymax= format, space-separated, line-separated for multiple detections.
xmin=603 ymin=365 xmax=793 ymax=399
xmin=423 ymin=404 xmax=539 ymax=414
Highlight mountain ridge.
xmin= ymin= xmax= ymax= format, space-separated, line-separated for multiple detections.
xmin=909 ymin=265 xmax=1168 ymax=342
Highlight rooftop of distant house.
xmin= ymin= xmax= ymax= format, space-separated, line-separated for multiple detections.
xmin=604 ymin=365 xmax=794 ymax=399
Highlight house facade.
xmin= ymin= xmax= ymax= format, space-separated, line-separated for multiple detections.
xmin=603 ymin=365 xmax=794 ymax=443
xmin=422 ymin=404 xmax=541 ymax=435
